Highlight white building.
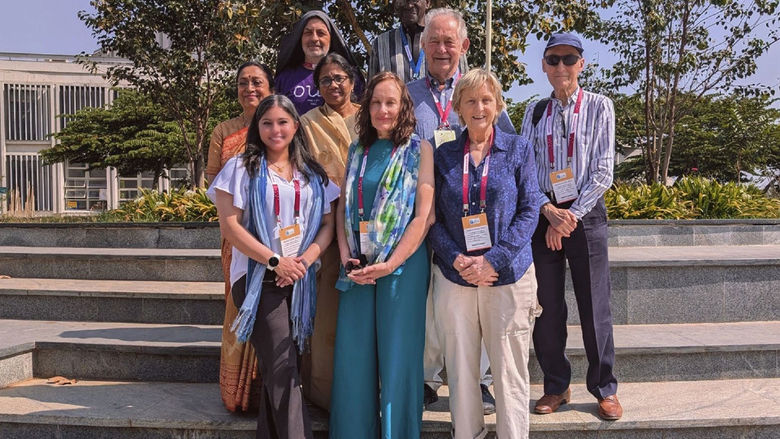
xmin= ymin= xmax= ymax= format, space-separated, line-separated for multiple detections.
xmin=0 ymin=52 xmax=184 ymax=214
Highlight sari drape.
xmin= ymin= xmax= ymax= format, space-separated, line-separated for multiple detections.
xmin=208 ymin=117 xmax=261 ymax=413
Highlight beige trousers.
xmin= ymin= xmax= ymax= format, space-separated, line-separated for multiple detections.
xmin=432 ymin=264 xmax=541 ymax=439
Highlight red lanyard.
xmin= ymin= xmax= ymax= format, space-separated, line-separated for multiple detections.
xmin=426 ymin=72 xmax=461 ymax=129
xmin=271 ymin=175 xmax=300 ymax=225
xmin=462 ymin=131 xmax=494 ymax=216
xmin=545 ymin=87 xmax=584 ymax=169
xmin=358 ymin=144 xmax=399 ymax=220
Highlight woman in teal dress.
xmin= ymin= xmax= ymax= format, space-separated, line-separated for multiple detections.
xmin=330 ymin=71 xmax=435 ymax=438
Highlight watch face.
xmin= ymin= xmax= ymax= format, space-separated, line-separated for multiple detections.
xmin=269 ymin=256 xmax=279 ymax=267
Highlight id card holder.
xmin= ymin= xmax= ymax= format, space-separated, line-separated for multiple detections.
xmin=359 ymin=221 xmax=373 ymax=256
xmin=549 ymin=168 xmax=578 ymax=203
xmin=461 ymin=213 xmax=492 ymax=252
xmin=434 ymin=129 xmax=456 ymax=148
xmin=279 ymin=223 xmax=302 ymax=257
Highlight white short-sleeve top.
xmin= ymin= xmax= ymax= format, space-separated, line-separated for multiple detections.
xmin=207 ymin=156 xmax=340 ymax=285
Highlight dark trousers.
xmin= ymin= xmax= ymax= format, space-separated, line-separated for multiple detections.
xmin=531 ymin=198 xmax=618 ymax=399
xmin=232 ymin=274 xmax=313 ymax=439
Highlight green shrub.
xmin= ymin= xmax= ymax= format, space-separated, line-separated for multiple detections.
xmin=605 ymin=177 xmax=780 ymax=219
xmin=100 ymin=188 xmax=218 ymax=222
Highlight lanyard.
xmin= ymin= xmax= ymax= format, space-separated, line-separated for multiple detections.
xmin=426 ymin=72 xmax=461 ymax=128
xmin=358 ymin=144 xmax=399 ymax=220
xmin=399 ymin=27 xmax=424 ymax=80
xmin=545 ymin=87 xmax=584 ymax=169
xmin=271 ymin=175 xmax=301 ymax=225
xmin=462 ymin=131 xmax=494 ymax=216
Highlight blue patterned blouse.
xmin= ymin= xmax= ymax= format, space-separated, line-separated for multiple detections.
xmin=428 ymin=127 xmax=540 ymax=287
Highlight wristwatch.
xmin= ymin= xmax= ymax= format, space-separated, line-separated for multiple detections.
xmin=267 ymin=253 xmax=281 ymax=271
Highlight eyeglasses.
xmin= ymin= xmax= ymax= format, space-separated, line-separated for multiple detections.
xmin=238 ymin=79 xmax=265 ymax=89
xmin=544 ymin=54 xmax=581 ymax=66
xmin=319 ymin=75 xmax=349 ymax=87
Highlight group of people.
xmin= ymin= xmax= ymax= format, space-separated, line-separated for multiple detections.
xmin=206 ymin=2 xmax=619 ymax=438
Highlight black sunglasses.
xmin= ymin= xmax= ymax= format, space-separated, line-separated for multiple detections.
xmin=544 ymin=54 xmax=581 ymax=66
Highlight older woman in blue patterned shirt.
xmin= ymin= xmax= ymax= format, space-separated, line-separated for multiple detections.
xmin=427 ymin=68 xmax=542 ymax=439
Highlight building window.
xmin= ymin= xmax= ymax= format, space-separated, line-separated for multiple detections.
xmin=59 ymin=85 xmax=106 ymax=128
xmin=3 ymin=84 xmax=51 ymax=141
xmin=5 ymin=153 xmax=53 ymax=211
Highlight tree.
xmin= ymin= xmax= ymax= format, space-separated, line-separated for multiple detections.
xmin=610 ymin=92 xmax=780 ymax=184
xmin=79 ymin=0 xmax=262 ymax=187
xmin=595 ymin=0 xmax=780 ymax=184
xmin=42 ymin=89 xmax=189 ymax=184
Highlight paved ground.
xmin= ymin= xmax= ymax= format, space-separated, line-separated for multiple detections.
xmin=0 ymin=378 xmax=777 ymax=432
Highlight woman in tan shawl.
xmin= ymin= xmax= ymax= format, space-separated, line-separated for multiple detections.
xmin=207 ymin=61 xmax=274 ymax=413
xmin=299 ymin=53 xmax=359 ymax=410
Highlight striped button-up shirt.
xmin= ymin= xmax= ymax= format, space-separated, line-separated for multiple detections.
xmin=368 ymin=26 xmax=469 ymax=84
xmin=520 ymin=87 xmax=615 ymax=219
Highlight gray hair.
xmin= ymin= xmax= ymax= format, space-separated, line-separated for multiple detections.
xmin=421 ymin=8 xmax=468 ymax=43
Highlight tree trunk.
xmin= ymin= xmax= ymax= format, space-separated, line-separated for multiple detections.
xmin=661 ymin=0 xmax=691 ymax=184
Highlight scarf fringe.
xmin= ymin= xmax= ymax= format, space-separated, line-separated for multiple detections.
xmin=231 ymin=307 xmax=257 ymax=343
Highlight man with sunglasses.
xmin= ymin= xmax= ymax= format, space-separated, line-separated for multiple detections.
xmin=520 ymin=33 xmax=621 ymax=421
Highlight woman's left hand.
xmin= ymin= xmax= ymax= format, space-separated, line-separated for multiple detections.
xmin=347 ymin=262 xmax=395 ymax=285
xmin=459 ymin=256 xmax=498 ymax=286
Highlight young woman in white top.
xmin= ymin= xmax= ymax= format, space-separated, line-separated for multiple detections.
xmin=208 ymin=94 xmax=339 ymax=439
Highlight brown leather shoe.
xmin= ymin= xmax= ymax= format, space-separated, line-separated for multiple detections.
xmin=598 ymin=394 xmax=623 ymax=420
xmin=534 ymin=388 xmax=571 ymax=414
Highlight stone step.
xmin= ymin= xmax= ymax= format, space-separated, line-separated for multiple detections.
xmin=0 ymin=246 xmax=222 ymax=281
xmin=0 ymin=377 xmax=777 ymax=438
xmin=1 ymin=319 xmax=776 ymax=384
xmin=0 ymin=223 xmax=220 ymax=249
xmin=608 ymin=219 xmax=779 ymax=247
xmin=0 ymin=278 xmax=224 ymax=325
xmin=2 ymin=220 xmax=776 ymax=249
xmin=572 ymin=244 xmax=780 ymax=324
xmin=0 ymin=245 xmax=776 ymax=322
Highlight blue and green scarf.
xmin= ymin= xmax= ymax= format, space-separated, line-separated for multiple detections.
xmin=337 ymin=135 xmax=421 ymax=290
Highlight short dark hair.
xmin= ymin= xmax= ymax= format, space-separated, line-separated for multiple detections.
xmin=356 ymin=72 xmax=416 ymax=148
xmin=236 ymin=61 xmax=275 ymax=92
xmin=244 ymin=95 xmax=328 ymax=185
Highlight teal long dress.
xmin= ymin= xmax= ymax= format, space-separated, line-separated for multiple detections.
xmin=329 ymin=139 xmax=429 ymax=439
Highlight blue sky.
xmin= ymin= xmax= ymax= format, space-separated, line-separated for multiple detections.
xmin=1 ymin=0 xmax=777 ymax=104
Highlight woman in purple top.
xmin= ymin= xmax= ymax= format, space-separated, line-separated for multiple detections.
xmin=427 ymin=68 xmax=542 ymax=439
xmin=275 ymin=10 xmax=365 ymax=115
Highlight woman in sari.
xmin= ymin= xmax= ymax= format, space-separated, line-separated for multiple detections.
xmin=206 ymin=61 xmax=274 ymax=413
xmin=298 ymin=53 xmax=359 ymax=410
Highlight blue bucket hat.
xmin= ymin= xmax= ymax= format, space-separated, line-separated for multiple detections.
xmin=545 ymin=33 xmax=584 ymax=55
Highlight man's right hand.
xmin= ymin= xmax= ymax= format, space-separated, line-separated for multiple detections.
xmin=542 ymin=203 xmax=578 ymax=236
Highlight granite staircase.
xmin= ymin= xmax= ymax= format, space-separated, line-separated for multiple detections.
xmin=0 ymin=221 xmax=777 ymax=438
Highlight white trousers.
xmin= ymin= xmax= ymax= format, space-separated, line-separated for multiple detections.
xmin=424 ymin=276 xmax=492 ymax=390
xmin=432 ymin=265 xmax=541 ymax=439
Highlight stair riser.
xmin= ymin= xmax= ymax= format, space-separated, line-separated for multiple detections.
xmin=0 ymin=226 xmax=220 ymax=249
xmin=0 ymin=423 xmax=775 ymax=438
xmin=1 ymin=261 xmax=776 ymax=323
xmin=31 ymin=346 xmax=779 ymax=384
xmin=2 ymin=222 xmax=776 ymax=248
xmin=0 ymin=295 xmax=224 ymax=325
xmin=608 ymin=223 xmax=779 ymax=247
xmin=564 ymin=264 xmax=779 ymax=324
xmin=0 ymin=255 xmax=222 ymax=282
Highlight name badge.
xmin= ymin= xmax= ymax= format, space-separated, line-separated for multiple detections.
xmin=359 ymin=220 xmax=373 ymax=258
xmin=434 ymin=129 xmax=456 ymax=148
xmin=279 ymin=223 xmax=302 ymax=257
xmin=549 ymin=168 xmax=578 ymax=203
xmin=461 ymin=213 xmax=492 ymax=252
